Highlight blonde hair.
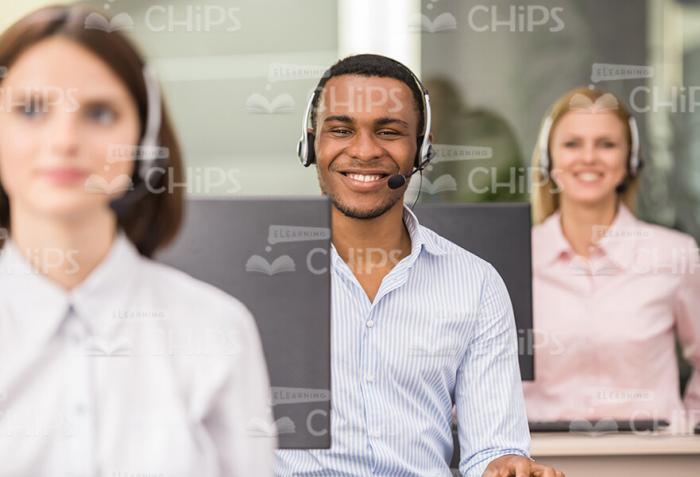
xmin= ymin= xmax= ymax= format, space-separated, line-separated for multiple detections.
xmin=530 ymin=87 xmax=641 ymax=225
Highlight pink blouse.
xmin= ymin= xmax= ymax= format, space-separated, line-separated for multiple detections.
xmin=523 ymin=205 xmax=700 ymax=424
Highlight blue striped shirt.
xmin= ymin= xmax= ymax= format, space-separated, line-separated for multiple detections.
xmin=275 ymin=206 xmax=530 ymax=476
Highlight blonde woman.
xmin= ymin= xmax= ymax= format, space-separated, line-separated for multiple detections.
xmin=524 ymin=87 xmax=700 ymax=426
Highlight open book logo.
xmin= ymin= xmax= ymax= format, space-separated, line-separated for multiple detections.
xmin=83 ymin=12 xmax=134 ymax=32
xmin=245 ymin=254 xmax=296 ymax=275
xmin=569 ymin=93 xmax=619 ymax=112
xmin=274 ymin=416 xmax=296 ymax=435
xmin=245 ymin=93 xmax=295 ymax=114
xmin=84 ymin=174 xmax=133 ymax=194
xmin=569 ymin=418 xmax=619 ymax=435
xmin=409 ymin=12 xmax=457 ymax=33
xmin=247 ymin=416 xmax=295 ymax=437
xmin=85 ymin=337 xmax=133 ymax=357
xmin=409 ymin=174 xmax=457 ymax=195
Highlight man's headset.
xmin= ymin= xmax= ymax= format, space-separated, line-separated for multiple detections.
xmin=296 ymin=61 xmax=435 ymax=190
xmin=109 ymin=64 xmax=167 ymax=216
xmin=538 ymin=114 xmax=642 ymax=178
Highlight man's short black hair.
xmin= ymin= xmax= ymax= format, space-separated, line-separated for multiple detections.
xmin=310 ymin=53 xmax=426 ymax=135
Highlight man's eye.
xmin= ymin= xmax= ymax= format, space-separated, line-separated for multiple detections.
xmin=563 ymin=141 xmax=578 ymax=148
xmin=331 ymin=128 xmax=352 ymax=136
xmin=378 ymin=130 xmax=400 ymax=137
xmin=601 ymin=141 xmax=617 ymax=148
xmin=85 ymin=105 xmax=117 ymax=125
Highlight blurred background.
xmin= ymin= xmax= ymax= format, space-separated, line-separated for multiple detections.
xmin=2 ymin=0 xmax=697 ymax=243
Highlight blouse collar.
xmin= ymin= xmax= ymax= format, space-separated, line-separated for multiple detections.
xmin=533 ymin=204 xmax=639 ymax=271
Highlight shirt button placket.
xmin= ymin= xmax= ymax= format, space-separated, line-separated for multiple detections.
xmin=64 ymin=306 xmax=96 ymax=477
xmin=362 ymin=308 xmax=382 ymax=448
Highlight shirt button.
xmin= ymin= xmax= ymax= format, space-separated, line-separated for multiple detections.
xmin=366 ymin=320 xmax=375 ymax=328
xmin=74 ymin=403 xmax=87 ymax=415
xmin=369 ymin=429 xmax=381 ymax=438
xmin=365 ymin=373 xmax=375 ymax=383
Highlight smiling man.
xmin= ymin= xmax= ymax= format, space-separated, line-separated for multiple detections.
xmin=275 ymin=54 xmax=564 ymax=477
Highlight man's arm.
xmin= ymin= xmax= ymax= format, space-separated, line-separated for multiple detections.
xmin=455 ymin=264 xmax=530 ymax=476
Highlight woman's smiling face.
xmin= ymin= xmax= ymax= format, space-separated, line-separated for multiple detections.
xmin=549 ymin=110 xmax=630 ymax=206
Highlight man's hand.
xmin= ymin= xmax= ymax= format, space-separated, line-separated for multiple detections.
xmin=483 ymin=454 xmax=565 ymax=477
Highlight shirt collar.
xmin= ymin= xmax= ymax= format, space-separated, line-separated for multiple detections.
xmin=330 ymin=205 xmax=448 ymax=266
xmin=0 ymin=232 xmax=142 ymax=334
xmin=533 ymin=204 xmax=638 ymax=270
xmin=402 ymin=205 xmax=449 ymax=258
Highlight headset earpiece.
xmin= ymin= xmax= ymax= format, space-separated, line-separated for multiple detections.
xmin=628 ymin=116 xmax=641 ymax=177
xmin=305 ymin=132 xmax=316 ymax=166
xmin=297 ymin=92 xmax=317 ymax=167
xmin=538 ymin=116 xmax=553 ymax=172
xmin=415 ymin=136 xmax=425 ymax=168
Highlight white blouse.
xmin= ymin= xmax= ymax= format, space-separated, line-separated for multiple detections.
xmin=0 ymin=233 xmax=276 ymax=476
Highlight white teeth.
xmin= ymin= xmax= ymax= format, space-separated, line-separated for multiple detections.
xmin=346 ymin=173 xmax=383 ymax=182
xmin=576 ymin=172 xmax=602 ymax=182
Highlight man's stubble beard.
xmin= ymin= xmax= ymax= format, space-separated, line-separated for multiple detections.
xmin=316 ymin=167 xmax=404 ymax=220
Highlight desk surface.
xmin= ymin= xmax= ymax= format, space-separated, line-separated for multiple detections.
xmin=531 ymin=432 xmax=700 ymax=457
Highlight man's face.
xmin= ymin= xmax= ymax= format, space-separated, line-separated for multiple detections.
xmin=313 ymin=74 xmax=420 ymax=219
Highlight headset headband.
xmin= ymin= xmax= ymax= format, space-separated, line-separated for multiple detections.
xmin=138 ymin=65 xmax=163 ymax=177
xmin=538 ymin=113 xmax=641 ymax=177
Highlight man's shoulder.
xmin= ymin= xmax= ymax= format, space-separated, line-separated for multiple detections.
xmin=418 ymin=223 xmax=496 ymax=276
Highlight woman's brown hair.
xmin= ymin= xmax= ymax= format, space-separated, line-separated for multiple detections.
xmin=530 ymin=87 xmax=641 ymax=225
xmin=0 ymin=4 xmax=184 ymax=257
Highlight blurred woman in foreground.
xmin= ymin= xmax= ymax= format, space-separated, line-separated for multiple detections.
xmin=0 ymin=5 xmax=275 ymax=475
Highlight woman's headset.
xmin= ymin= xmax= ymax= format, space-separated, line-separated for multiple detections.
xmin=109 ymin=64 xmax=167 ymax=215
xmin=296 ymin=61 xmax=436 ymax=188
xmin=137 ymin=65 xmax=164 ymax=178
